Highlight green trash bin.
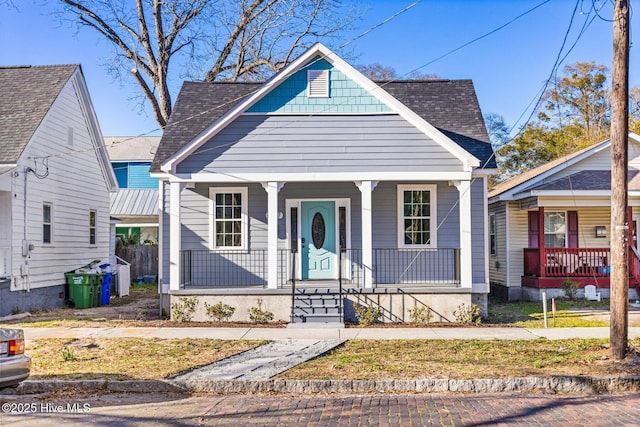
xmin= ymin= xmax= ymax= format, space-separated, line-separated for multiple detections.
xmin=65 ymin=273 xmax=96 ymax=309
xmin=92 ymin=274 xmax=103 ymax=307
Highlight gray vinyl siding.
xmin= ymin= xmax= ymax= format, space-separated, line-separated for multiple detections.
xmin=470 ymin=179 xmax=486 ymax=284
xmin=10 ymin=74 xmax=111 ymax=292
xmin=176 ymin=115 xmax=465 ymax=174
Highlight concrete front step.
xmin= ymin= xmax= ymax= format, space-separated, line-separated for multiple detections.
xmin=291 ymin=289 xmax=344 ymax=324
xmin=293 ymin=313 xmax=342 ymax=323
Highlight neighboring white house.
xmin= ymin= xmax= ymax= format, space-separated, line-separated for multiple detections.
xmin=0 ymin=65 xmax=117 ymax=316
xmin=151 ymin=43 xmax=496 ymax=323
xmin=488 ymin=133 xmax=640 ymax=301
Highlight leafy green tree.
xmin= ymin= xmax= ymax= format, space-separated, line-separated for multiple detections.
xmin=496 ymin=122 xmax=587 ymax=181
xmin=495 ymin=62 xmax=612 ymax=180
xmin=539 ymin=62 xmax=610 ymax=143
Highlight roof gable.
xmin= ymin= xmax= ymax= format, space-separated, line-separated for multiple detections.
xmin=247 ymin=57 xmax=392 ymax=114
xmin=489 ymin=133 xmax=640 ymax=201
xmin=0 ymin=65 xmax=78 ymax=163
xmin=153 ymin=43 xmax=493 ymax=173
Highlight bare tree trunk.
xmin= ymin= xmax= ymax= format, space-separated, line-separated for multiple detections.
xmin=610 ymin=0 xmax=630 ymax=361
xmin=58 ymin=0 xmax=358 ymax=129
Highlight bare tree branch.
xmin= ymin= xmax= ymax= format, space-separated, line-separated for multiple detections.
xmin=57 ymin=0 xmax=360 ymax=129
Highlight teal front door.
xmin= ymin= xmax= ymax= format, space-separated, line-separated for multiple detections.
xmin=301 ymin=201 xmax=336 ymax=280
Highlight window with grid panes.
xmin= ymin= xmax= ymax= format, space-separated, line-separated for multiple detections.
xmin=397 ymin=185 xmax=437 ymax=247
xmin=210 ymin=188 xmax=248 ymax=250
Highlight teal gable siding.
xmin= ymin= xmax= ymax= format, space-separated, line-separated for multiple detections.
xmin=247 ymin=58 xmax=392 ymax=114
xmin=111 ymin=162 xmax=158 ymax=189
xmin=128 ymin=163 xmax=158 ymax=188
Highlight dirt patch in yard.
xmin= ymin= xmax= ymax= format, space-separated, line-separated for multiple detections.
xmin=0 ymin=284 xmax=287 ymax=328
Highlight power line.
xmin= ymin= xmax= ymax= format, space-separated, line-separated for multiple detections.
xmin=405 ymin=0 xmax=553 ymax=78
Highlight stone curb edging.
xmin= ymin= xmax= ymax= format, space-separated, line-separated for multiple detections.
xmin=3 ymin=376 xmax=640 ymax=396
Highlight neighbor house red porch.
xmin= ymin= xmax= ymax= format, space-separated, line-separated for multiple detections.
xmin=522 ymin=206 xmax=640 ymax=289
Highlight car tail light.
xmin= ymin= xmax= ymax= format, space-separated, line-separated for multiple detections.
xmin=9 ymin=339 xmax=25 ymax=355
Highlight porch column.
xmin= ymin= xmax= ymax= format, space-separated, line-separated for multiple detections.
xmin=169 ymin=182 xmax=183 ymax=291
xmin=356 ymin=180 xmax=378 ymax=288
xmin=455 ymin=180 xmax=472 ymax=288
xmin=263 ymin=181 xmax=284 ymax=289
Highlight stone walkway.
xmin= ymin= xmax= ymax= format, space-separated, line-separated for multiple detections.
xmin=173 ymin=339 xmax=344 ymax=381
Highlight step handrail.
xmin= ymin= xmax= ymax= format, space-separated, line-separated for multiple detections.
xmin=290 ymin=248 xmax=297 ymax=323
xmin=338 ymin=244 xmax=344 ymax=324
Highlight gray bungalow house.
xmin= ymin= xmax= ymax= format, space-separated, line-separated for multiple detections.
xmin=151 ymin=43 xmax=495 ymax=323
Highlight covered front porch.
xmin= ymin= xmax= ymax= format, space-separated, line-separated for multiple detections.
xmin=521 ymin=205 xmax=640 ymax=295
xmin=161 ymin=177 xmax=481 ymax=321
xmin=165 ymin=178 xmax=475 ymax=292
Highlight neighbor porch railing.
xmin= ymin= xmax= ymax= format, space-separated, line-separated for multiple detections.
xmin=524 ymin=247 xmax=611 ymax=277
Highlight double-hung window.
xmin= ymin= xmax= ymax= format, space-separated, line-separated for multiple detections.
xmin=210 ymin=187 xmax=248 ymax=250
xmin=544 ymin=211 xmax=566 ymax=248
xmin=397 ymin=185 xmax=437 ymax=248
xmin=89 ymin=210 xmax=97 ymax=245
xmin=43 ymin=203 xmax=52 ymax=244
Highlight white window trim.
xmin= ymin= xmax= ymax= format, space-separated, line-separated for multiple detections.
xmin=489 ymin=213 xmax=496 ymax=256
xmin=89 ymin=209 xmax=97 ymax=246
xmin=397 ymin=184 xmax=437 ymax=249
xmin=43 ymin=202 xmax=53 ymax=245
xmin=209 ymin=187 xmax=249 ymax=251
xmin=544 ymin=210 xmax=568 ymax=248
xmin=307 ymin=69 xmax=329 ymax=98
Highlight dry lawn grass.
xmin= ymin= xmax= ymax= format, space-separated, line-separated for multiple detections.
xmin=27 ymin=338 xmax=262 ymax=380
xmin=277 ymin=338 xmax=640 ymax=380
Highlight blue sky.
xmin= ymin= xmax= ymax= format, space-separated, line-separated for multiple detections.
xmin=1 ymin=0 xmax=637 ymax=138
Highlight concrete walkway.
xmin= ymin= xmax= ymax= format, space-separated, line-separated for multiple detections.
xmin=20 ymin=325 xmax=640 ymax=341
xmin=173 ymin=339 xmax=344 ymax=381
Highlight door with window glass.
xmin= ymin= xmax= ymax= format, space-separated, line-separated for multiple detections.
xmin=301 ymin=201 xmax=336 ymax=280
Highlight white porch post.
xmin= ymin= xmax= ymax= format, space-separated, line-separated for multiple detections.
xmin=263 ymin=181 xmax=283 ymax=289
xmin=169 ymin=181 xmax=183 ymax=291
xmin=356 ymin=180 xmax=378 ymax=288
xmin=455 ymin=180 xmax=472 ymax=288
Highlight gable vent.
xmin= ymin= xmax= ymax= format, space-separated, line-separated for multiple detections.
xmin=307 ymin=69 xmax=329 ymax=98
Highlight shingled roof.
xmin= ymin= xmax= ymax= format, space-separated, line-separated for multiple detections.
xmin=151 ymin=79 xmax=495 ymax=172
xmin=521 ymin=170 xmax=640 ymax=192
xmin=0 ymin=65 xmax=78 ymax=164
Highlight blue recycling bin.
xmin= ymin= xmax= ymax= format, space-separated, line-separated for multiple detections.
xmin=101 ymin=272 xmax=113 ymax=305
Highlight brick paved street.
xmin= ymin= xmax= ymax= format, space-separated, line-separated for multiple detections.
xmin=2 ymin=392 xmax=640 ymax=426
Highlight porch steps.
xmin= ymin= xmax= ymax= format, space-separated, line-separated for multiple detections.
xmin=291 ymin=288 xmax=343 ymax=325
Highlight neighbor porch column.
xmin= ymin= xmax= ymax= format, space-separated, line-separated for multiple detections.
xmin=455 ymin=180 xmax=472 ymax=288
xmin=169 ymin=181 xmax=183 ymax=291
xmin=538 ymin=206 xmax=545 ymax=276
xmin=356 ymin=180 xmax=378 ymax=288
xmin=263 ymin=181 xmax=284 ymax=289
